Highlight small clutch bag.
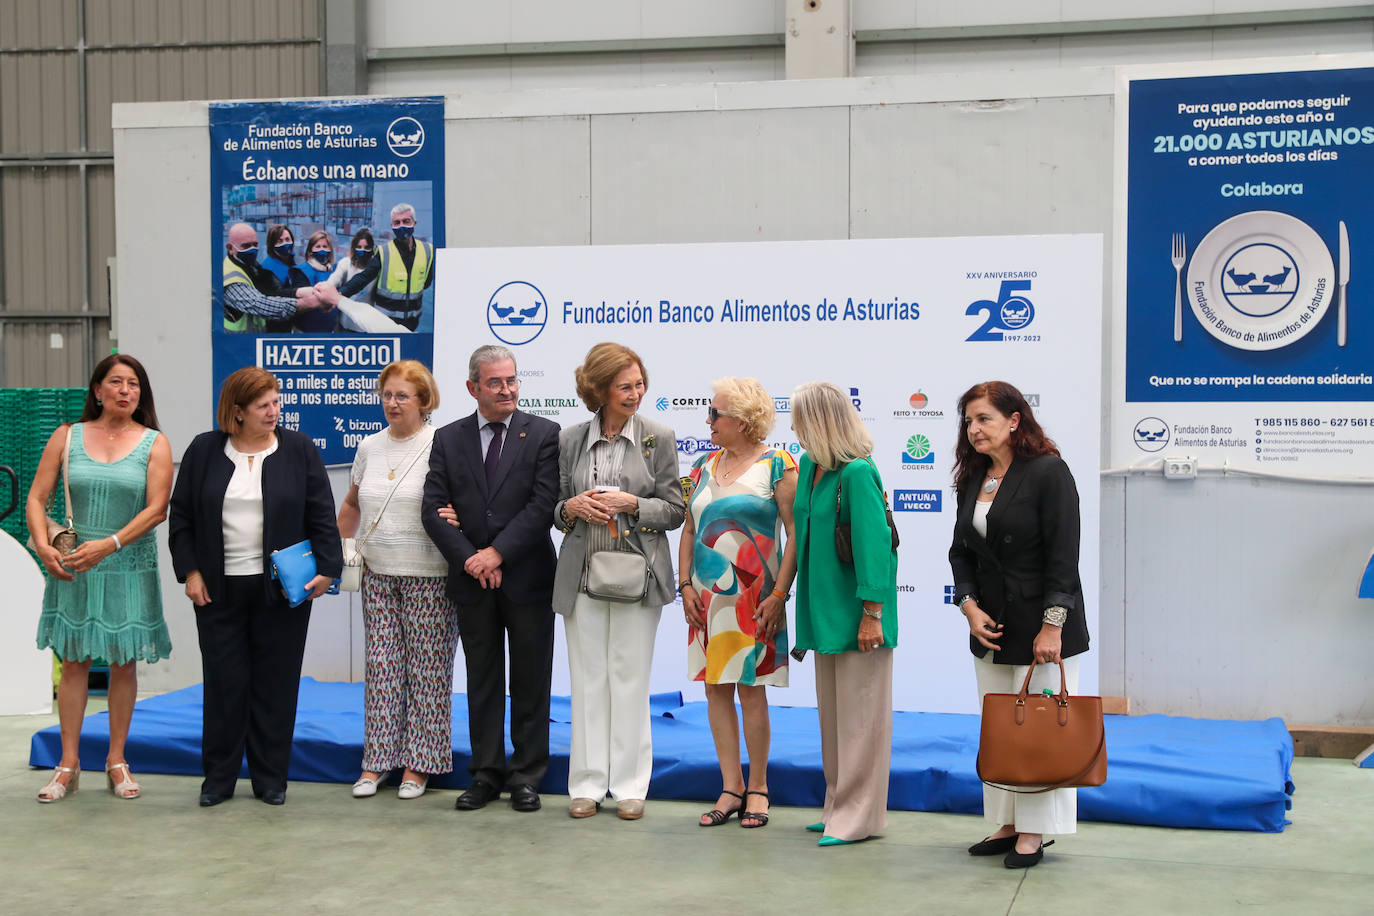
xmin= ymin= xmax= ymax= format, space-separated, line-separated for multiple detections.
xmin=269 ymin=539 xmax=340 ymax=607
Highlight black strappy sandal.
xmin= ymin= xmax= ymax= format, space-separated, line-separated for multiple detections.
xmin=699 ymin=789 xmax=744 ymax=826
xmin=740 ymin=790 xmax=770 ymax=829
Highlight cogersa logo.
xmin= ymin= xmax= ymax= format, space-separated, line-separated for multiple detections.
xmin=901 ymin=434 xmax=935 ymax=466
xmin=966 ymin=280 xmax=1035 ymax=341
xmin=487 ymin=281 xmax=547 ymax=345
xmin=894 ymin=490 xmax=941 ymax=512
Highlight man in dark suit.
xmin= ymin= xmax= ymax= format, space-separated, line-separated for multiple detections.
xmin=422 ymin=345 xmax=560 ymax=812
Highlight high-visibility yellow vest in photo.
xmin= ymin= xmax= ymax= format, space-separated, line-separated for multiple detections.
xmin=221 ymin=255 xmax=264 ymax=332
xmin=377 ymin=239 xmax=432 ymax=304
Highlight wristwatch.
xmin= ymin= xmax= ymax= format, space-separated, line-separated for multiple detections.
xmin=862 ymin=607 xmax=883 ymax=620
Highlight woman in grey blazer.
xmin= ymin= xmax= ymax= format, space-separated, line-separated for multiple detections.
xmin=553 ymin=342 xmax=685 ymax=821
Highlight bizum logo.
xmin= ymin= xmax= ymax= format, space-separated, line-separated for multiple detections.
xmin=655 ymin=397 xmax=670 ymax=411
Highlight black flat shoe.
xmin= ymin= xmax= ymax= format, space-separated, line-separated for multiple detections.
xmin=968 ymin=834 xmax=1017 ymax=856
xmin=259 ymin=789 xmax=286 ymax=806
xmin=198 ymin=792 xmax=230 ymax=807
xmin=455 ymin=781 xmax=500 ymax=811
xmin=1004 ymin=839 xmax=1054 ymax=868
xmin=510 ymin=784 xmax=541 ymax=812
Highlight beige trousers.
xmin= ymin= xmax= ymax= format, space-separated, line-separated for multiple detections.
xmin=815 ymin=648 xmax=893 ymax=840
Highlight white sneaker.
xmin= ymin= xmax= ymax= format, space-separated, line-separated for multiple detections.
xmin=397 ymin=778 xmax=427 ymax=800
xmin=352 ymin=775 xmax=381 ymax=798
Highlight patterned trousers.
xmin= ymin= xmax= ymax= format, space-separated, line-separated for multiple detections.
xmin=361 ymin=572 xmax=459 ymax=774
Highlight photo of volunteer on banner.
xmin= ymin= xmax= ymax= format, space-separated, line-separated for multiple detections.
xmin=215 ymin=185 xmax=436 ymax=336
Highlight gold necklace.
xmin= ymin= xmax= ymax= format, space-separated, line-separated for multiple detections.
xmin=103 ymin=421 xmax=133 ymax=441
xmin=717 ymin=448 xmax=758 ymax=482
xmin=385 ymin=428 xmax=422 ymax=480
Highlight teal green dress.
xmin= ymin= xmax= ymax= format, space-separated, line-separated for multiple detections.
xmin=36 ymin=424 xmax=172 ymax=664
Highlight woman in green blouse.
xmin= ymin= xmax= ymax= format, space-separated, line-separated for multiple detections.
xmin=790 ymin=381 xmax=898 ymax=847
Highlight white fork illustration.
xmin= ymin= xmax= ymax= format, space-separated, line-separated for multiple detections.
xmin=1171 ymin=233 xmax=1186 ymax=342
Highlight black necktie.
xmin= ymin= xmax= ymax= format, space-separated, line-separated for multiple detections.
xmin=485 ymin=421 xmax=505 ymax=488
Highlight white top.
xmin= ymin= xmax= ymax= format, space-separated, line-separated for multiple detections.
xmin=222 ymin=438 xmax=279 ymax=575
xmin=972 ymin=498 xmax=992 ymax=538
xmin=350 ymin=426 xmax=447 ymax=577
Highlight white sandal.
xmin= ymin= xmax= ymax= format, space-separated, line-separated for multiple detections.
xmin=352 ymin=774 xmax=383 ymax=798
xmin=106 ymin=761 xmax=141 ymax=799
xmin=37 ymin=766 xmax=80 ymax=803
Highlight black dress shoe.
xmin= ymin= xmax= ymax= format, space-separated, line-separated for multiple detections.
xmin=1004 ymin=839 xmax=1053 ymax=868
xmin=259 ymin=789 xmax=286 ymax=806
xmin=510 ymin=784 xmax=541 ymax=812
xmin=968 ymin=834 xmax=1017 ymax=856
xmin=198 ymin=792 xmax=230 ymax=807
xmin=454 ymin=781 xmax=500 ymax=810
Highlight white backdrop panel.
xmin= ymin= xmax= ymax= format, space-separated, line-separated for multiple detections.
xmin=434 ymin=235 xmax=1101 ymax=712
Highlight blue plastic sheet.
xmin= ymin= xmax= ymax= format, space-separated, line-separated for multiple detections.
xmin=30 ymin=678 xmax=1295 ymax=831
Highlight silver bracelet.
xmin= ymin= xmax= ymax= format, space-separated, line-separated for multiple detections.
xmin=110 ymin=534 xmax=122 ymax=551
xmin=956 ymin=594 xmax=977 ymax=611
xmin=1043 ymin=605 xmax=1068 ymax=627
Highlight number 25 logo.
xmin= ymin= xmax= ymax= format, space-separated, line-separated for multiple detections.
xmin=966 ymin=280 xmax=1034 ymax=341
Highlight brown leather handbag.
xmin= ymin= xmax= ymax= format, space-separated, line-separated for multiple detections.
xmin=976 ymin=660 xmax=1107 ymax=793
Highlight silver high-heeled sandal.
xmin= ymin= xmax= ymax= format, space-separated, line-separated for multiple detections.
xmin=37 ymin=766 xmax=80 ymax=803
xmin=106 ymin=761 xmax=141 ymax=799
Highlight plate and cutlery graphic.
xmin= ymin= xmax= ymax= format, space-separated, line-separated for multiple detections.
xmin=1169 ymin=211 xmax=1350 ymax=351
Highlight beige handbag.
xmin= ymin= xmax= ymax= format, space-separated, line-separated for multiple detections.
xmin=584 ymin=516 xmax=650 ymax=603
xmin=27 ymin=424 xmax=77 ymax=555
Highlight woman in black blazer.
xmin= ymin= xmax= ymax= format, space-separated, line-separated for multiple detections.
xmin=168 ymin=367 xmax=341 ymax=807
xmin=948 ymin=381 xmax=1089 ymax=869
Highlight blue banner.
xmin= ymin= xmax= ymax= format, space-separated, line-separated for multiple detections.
xmin=209 ymin=97 xmax=444 ymax=464
xmin=1126 ymin=67 xmax=1371 ymax=403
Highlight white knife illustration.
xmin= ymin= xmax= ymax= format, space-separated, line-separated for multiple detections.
xmin=1338 ymin=221 xmax=1349 ymax=347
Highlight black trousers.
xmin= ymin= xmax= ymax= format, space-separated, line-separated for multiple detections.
xmin=455 ymin=589 xmax=555 ymax=789
xmin=195 ymin=574 xmax=312 ymax=796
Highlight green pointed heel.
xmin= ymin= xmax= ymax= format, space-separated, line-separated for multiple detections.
xmin=818 ymin=836 xmax=859 ymax=847
xmin=805 ymin=822 xmax=825 ymax=833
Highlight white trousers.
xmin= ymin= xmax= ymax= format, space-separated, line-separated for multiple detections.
xmin=974 ymin=653 xmax=1081 ymax=836
xmin=564 ymin=593 xmax=662 ymax=801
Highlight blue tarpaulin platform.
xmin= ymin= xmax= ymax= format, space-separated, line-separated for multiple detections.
xmin=30 ymin=677 xmax=1296 ymax=832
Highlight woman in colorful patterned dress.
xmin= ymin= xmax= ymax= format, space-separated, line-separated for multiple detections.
xmin=337 ymin=360 xmax=456 ymax=800
xmin=679 ymin=377 xmax=797 ymax=830
xmin=28 ymin=354 xmax=174 ymax=802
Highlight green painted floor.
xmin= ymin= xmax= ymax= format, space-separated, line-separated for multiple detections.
xmin=2 ymin=701 xmax=1370 ymax=915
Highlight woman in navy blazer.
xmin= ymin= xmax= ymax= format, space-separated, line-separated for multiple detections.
xmin=169 ymin=367 xmax=341 ymax=807
xmin=948 ymin=380 xmax=1089 ymax=869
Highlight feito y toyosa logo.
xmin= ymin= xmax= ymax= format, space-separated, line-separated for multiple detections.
xmin=893 ymin=489 xmax=941 ymax=512
xmin=894 ymin=390 xmax=943 ymax=419
xmin=386 ymin=116 xmax=425 ymax=158
xmin=901 ymin=434 xmax=935 ymax=468
xmin=966 ymin=279 xmax=1036 ymax=341
xmin=1133 ymin=417 xmax=1170 ymax=452
xmin=487 ymin=281 xmax=547 ymax=345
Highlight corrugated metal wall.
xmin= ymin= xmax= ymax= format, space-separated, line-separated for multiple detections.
xmin=0 ymin=0 xmax=323 ymax=387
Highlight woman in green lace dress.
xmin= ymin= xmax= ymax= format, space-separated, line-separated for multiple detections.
xmin=26 ymin=354 xmax=174 ymax=803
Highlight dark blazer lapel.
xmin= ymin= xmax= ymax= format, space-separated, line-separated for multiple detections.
xmin=459 ymin=413 xmax=487 ymax=497
xmin=984 ymin=457 xmax=1030 ymax=550
xmin=488 ymin=410 xmax=528 ymax=498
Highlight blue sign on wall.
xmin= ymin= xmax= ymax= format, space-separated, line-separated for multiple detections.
xmin=209 ymin=97 xmax=444 ymax=464
xmin=1126 ymin=68 xmax=1371 ymax=402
